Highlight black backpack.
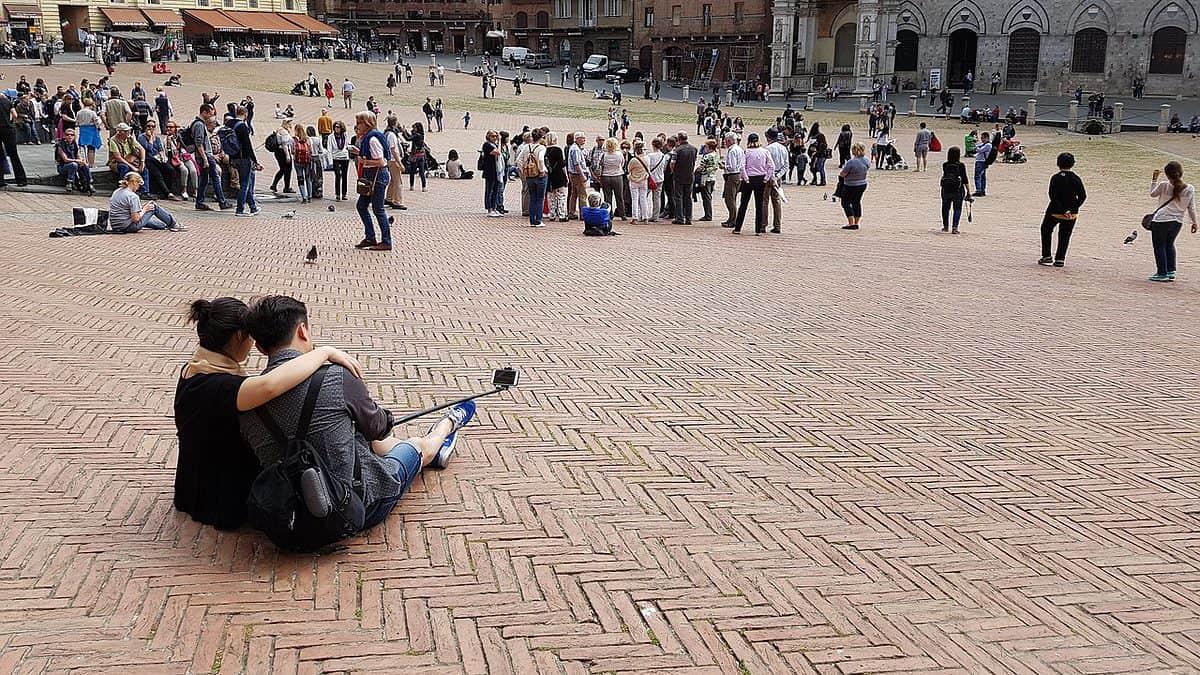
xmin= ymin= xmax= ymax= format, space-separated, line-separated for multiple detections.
xmin=246 ymin=367 xmax=366 ymax=552
xmin=179 ymin=117 xmax=201 ymax=150
xmin=940 ymin=164 xmax=962 ymax=194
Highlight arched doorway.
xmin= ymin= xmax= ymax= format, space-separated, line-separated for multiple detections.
xmin=1151 ymin=27 xmax=1187 ymax=74
xmin=833 ymin=23 xmax=856 ymax=71
xmin=895 ymin=29 xmax=918 ymax=72
xmin=947 ymin=29 xmax=977 ymax=88
xmin=1005 ymin=28 xmax=1041 ymax=91
xmin=639 ymin=45 xmax=653 ymax=72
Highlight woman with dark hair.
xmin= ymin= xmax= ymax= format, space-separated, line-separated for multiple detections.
xmin=838 ymin=142 xmax=870 ymax=230
xmin=836 ymin=124 xmax=853 ymax=167
xmin=939 ymin=146 xmax=971 ymax=233
xmin=174 ymin=297 xmax=362 ymax=530
xmin=1147 ymin=161 xmax=1198 ymax=282
xmin=329 ymin=120 xmax=351 ymax=201
xmin=404 ymin=121 xmax=427 ymax=191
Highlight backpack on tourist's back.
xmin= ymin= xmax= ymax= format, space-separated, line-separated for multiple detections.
xmin=521 ymin=147 xmax=541 ymax=178
xmin=245 ymin=367 xmax=366 ymax=552
xmin=217 ymin=123 xmax=242 ymax=159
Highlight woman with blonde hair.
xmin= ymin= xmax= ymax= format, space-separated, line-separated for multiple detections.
xmin=598 ymin=137 xmax=627 ymax=221
xmin=837 ymin=142 xmax=870 ymax=230
xmin=349 ymin=111 xmax=394 ymax=251
xmin=293 ymin=124 xmax=314 ymax=204
xmin=1147 ymin=161 xmax=1198 ymax=282
xmin=108 ymin=172 xmax=185 ymax=233
xmin=627 ymin=140 xmax=651 ymax=222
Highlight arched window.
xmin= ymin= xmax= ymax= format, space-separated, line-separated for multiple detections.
xmin=1151 ymin=26 xmax=1186 ymax=74
xmin=895 ymin=29 xmax=918 ymax=71
xmin=1071 ymin=28 xmax=1107 ymax=73
xmin=535 ymin=11 xmax=549 ymax=28
xmin=515 ymin=12 xmax=528 ymax=29
xmin=833 ymin=23 xmax=856 ymax=70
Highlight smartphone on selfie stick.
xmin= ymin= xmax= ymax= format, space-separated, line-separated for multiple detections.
xmin=391 ymin=368 xmax=520 ymax=426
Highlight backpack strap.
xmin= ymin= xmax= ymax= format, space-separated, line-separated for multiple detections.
xmin=254 ymin=365 xmax=328 ymax=452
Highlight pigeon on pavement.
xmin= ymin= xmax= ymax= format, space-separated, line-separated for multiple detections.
xmin=305 ymin=245 xmax=318 ymax=264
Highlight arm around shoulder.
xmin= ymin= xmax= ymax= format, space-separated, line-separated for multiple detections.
xmin=235 ymin=346 xmax=362 ymax=411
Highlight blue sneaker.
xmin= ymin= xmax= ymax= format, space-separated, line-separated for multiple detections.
xmin=428 ymin=400 xmax=476 ymax=469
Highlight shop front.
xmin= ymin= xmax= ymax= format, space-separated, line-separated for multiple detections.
xmin=4 ymin=3 xmax=40 ymax=45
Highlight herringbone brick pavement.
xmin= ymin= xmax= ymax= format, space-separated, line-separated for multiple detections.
xmin=1 ymin=61 xmax=1199 ymax=675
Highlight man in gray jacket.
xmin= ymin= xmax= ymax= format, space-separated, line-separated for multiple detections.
xmin=240 ymin=296 xmax=476 ymax=535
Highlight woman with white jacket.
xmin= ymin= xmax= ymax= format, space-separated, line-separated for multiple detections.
xmin=1148 ymin=161 xmax=1198 ymax=282
xmin=327 ymin=120 xmax=351 ymax=201
xmin=644 ymin=137 xmax=667 ymax=223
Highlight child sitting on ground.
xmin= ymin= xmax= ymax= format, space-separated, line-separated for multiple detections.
xmin=444 ymin=150 xmax=473 ymax=179
xmin=581 ymin=191 xmax=619 ymax=236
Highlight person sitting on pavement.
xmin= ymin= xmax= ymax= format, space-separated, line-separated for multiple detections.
xmin=581 ymin=191 xmax=617 ymax=236
xmin=174 ymin=297 xmax=365 ymax=530
xmin=108 ymin=171 xmax=186 ymax=233
xmin=55 ymin=127 xmax=93 ymax=195
xmin=238 ymin=296 xmax=476 ymax=546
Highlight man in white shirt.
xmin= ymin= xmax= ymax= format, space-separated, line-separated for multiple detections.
xmin=566 ymin=131 xmax=589 ymax=219
xmin=764 ymin=129 xmax=790 ymax=233
xmin=383 ymin=116 xmax=406 ymax=210
xmin=720 ymin=132 xmax=745 ymax=227
xmin=342 ymin=79 xmax=355 ymax=109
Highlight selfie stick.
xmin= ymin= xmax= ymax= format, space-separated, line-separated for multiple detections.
xmin=392 ymin=369 xmax=519 ymax=426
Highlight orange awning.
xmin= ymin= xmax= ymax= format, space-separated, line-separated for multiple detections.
xmin=99 ymin=7 xmax=149 ymax=28
xmin=183 ymin=9 xmax=248 ymax=32
xmin=4 ymin=4 xmax=39 ymax=20
xmin=280 ymin=12 xmax=338 ymax=36
xmin=230 ymin=11 xmax=303 ymax=34
xmin=142 ymin=9 xmax=184 ymax=28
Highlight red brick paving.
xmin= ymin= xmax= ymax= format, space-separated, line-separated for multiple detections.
xmin=0 ymin=61 xmax=1199 ymax=674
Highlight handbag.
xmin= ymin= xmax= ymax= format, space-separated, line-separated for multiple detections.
xmin=356 ymin=167 xmax=377 ymax=197
xmin=1142 ymin=200 xmax=1169 ymax=231
xmin=637 ymin=157 xmax=657 ymax=190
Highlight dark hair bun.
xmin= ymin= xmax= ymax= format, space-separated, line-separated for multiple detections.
xmin=188 ymin=299 xmax=211 ymax=324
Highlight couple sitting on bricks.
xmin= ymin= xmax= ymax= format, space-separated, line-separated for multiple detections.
xmin=173 ymin=295 xmax=475 ymax=550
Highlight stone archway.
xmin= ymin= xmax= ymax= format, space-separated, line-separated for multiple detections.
xmin=947 ymin=28 xmax=978 ymax=88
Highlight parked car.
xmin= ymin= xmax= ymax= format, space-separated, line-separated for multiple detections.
xmin=525 ymin=52 xmax=555 ymax=69
xmin=605 ymin=67 xmax=643 ymax=84
xmin=501 ymin=46 xmax=529 ymax=65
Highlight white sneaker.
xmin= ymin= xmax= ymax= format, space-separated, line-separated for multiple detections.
xmin=486 ymin=210 xmax=501 ymax=217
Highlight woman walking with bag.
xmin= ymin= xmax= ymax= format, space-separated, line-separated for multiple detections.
xmin=293 ymin=125 xmax=314 ymax=204
xmin=939 ymin=146 xmax=971 ymax=233
xmin=1147 ymin=161 xmax=1198 ymax=282
xmin=268 ymin=119 xmax=294 ymax=194
xmin=404 ymin=121 xmax=427 ymax=191
xmin=350 ymin=111 xmax=393 ymax=251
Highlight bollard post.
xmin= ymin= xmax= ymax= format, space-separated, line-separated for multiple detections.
xmin=806 ymin=92 xmax=814 ymax=110
xmin=908 ymin=95 xmax=917 ymax=116
xmin=725 ymin=89 xmax=732 ymax=107
xmin=1113 ymin=102 xmax=1123 ymax=133
xmin=226 ymin=44 xmax=234 ymax=62
xmin=456 ymin=56 xmax=461 ymax=73
xmin=683 ymin=85 xmax=690 ymax=102
xmin=1068 ymin=100 xmax=1078 ymax=130
xmin=545 ymin=71 xmax=551 ymax=87
xmin=858 ymin=94 xmax=868 ymax=112
xmin=142 ymin=43 xmax=152 ymax=64
xmin=263 ymin=44 xmax=271 ymax=62
xmin=1159 ymin=104 xmax=1171 ymax=133
xmin=1027 ymin=99 xmax=1037 ymax=126
xmin=391 ymin=49 xmax=399 ymax=63
xmin=430 ymin=53 xmax=437 ymax=67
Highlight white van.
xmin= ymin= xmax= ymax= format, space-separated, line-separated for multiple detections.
xmin=502 ymin=46 xmax=529 ymax=65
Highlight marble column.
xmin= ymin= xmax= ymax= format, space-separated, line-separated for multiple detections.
xmin=770 ymin=0 xmax=795 ymax=91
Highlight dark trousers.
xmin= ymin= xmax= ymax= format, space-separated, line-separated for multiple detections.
xmin=1150 ymin=220 xmax=1183 ymax=275
xmin=733 ymin=175 xmax=766 ymax=232
xmin=1040 ymin=216 xmax=1076 ymax=261
xmin=333 ymin=159 xmax=349 ymax=199
xmin=673 ymin=179 xmax=694 ymax=222
xmin=840 ymin=184 xmax=867 ymax=218
xmin=0 ymin=127 xmax=26 ymax=184
xmin=941 ymin=194 xmax=964 ymax=229
xmin=271 ymin=150 xmax=292 ymax=191
xmin=483 ymin=173 xmax=502 ymax=211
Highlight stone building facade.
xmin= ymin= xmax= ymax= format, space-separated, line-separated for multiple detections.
xmin=491 ymin=0 xmax=632 ymax=65
xmin=633 ymin=0 xmax=772 ymax=84
xmin=310 ymin=0 xmax=494 ymax=54
xmin=769 ymin=1 xmax=1200 ymax=97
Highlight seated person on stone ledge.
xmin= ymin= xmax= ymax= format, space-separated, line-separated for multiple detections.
xmin=174 ymin=297 xmax=364 ymax=530
xmin=238 ymin=296 xmax=477 ymax=546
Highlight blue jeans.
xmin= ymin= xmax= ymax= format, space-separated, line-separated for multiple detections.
xmin=497 ymin=174 xmax=508 ymax=210
xmin=234 ymin=158 xmax=258 ymax=213
xmin=196 ymin=159 xmax=226 ymax=206
xmin=484 ymin=173 xmax=502 ymax=211
xmin=296 ymin=165 xmax=311 ymax=201
xmin=526 ymin=175 xmax=547 ymax=225
xmin=1151 ymin=220 xmax=1183 ymax=275
xmin=974 ymin=161 xmax=987 ymax=194
xmin=811 ymin=157 xmax=827 ymax=185
xmin=357 ymin=167 xmax=392 ymax=244
xmin=119 ymin=203 xmax=176 ymax=232
xmin=362 ymin=442 xmax=422 ymax=529
xmin=57 ymin=162 xmax=92 ymax=190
